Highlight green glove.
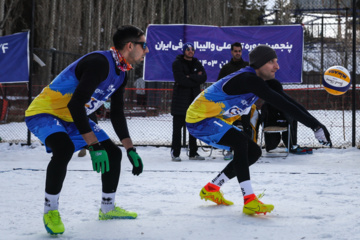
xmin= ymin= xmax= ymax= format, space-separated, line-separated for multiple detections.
xmin=88 ymin=142 xmax=109 ymax=174
xmin=127 ymin=147 xmax=143 ymax=176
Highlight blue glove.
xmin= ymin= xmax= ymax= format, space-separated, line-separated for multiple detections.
xmin=314 ymin=126 xmax=332 ymax=147
xmin=88 ymin=142 xmax=110 ymax=174
xmin=127 ymin=148 xmax=143 ymax=176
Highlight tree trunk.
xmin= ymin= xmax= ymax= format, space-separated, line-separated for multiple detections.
xmin=96 ymin=0 xmax=101 ymax=49
xmin=86 ymin=0 xmax=93 ymax=52
xmin=46 ymin=0 xmax=57 ymax=83
xmin=0 ymin=0 xmax=5 ymax=36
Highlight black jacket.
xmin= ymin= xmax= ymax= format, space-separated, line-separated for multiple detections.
xmin=171 ymin=55 xmax=207 ymax=116
xmin=217 ymin=58 xmax=249 ymax=80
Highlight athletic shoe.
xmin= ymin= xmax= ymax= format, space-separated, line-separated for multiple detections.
xmin=305 ymin=147 xmax=313 ymax=154
xmin=171 ymin=156 xmax=181 ymax=162
xmin=223 ymin=151 xmax=233 ymax=160
xmin=290 ymin=146 xmax=307 ymax=155
xmin=243 ymin=193 xmax=274 ymax=215
xmin=189 ymin=154 xmax=205 ymax=160
xmin=199 ymin=182 xmax=233 ymax=205
xmin=43 ymin=210 xmax=65 ymax=235
xmin=99 ymin=206 xmax=137 ymax=220
xmin=171 ymin=151 xmax=181 ymax=162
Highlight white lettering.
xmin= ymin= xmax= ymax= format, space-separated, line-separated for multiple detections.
xmin=0 ymin=43 xmax=9 ymax=53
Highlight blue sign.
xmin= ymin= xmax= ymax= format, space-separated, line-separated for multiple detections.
xmin=144 ymin=24 xmax=303 ymax=83
xmin=0 ymin=31 xmax=29 ymax=83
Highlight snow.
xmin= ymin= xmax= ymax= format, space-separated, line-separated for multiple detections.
xmin=1 ymin=142 xmax=360 ymax=240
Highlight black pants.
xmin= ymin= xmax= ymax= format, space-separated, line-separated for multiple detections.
xmin=217 ymin=128 xmax=262 ymax=183
xmin=45 ymin=132 xmax=122 ymax=195
xmin=171 ymin=115 xmax=198 ymax=157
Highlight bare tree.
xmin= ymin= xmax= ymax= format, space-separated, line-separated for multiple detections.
xmin=0 ymin=0 xmax=5 ymax=36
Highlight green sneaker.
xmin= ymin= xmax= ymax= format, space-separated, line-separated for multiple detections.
xmin=243 ymin=193 xmax=274 ymax=215
xmin=43 ymin=210 xmax=65 ymax=235
xmin=99 ymin=206 xmax=137 ymax=220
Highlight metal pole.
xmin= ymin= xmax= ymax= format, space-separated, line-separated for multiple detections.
xmin=320 ymin=16 xmax=324 ymax=75
xmin=183 ymin=0 xmax=187 ymax=148
xmin=27 ymin=0 xmax=35 ymax=146
xmin=352 ymin=0 xmax=357 ymax=147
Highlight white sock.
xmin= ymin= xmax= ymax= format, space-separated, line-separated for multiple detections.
xmin=239 ymin=180 xmax=254 ymax=197
xmin=211 ymin=172 xmax=230 ymax=187
xmin=101 ymin=192 xmax=115 ymax=214
xmin=44 ymin=192 xmax=60 ymax=214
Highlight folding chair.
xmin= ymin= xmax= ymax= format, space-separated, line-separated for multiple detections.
xmin=259 ymin=122 xmax=291 ymax=158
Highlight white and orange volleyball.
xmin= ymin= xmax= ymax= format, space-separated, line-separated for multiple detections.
xmin=322 ymin=66 xmax=351 ymax=95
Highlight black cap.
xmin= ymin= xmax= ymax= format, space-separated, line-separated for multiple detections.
xmin=249 ymin=45 xmax=277 ymax=69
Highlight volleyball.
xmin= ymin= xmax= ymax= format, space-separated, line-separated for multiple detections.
xmin=322 ymin=66 xmax=351 ymax=95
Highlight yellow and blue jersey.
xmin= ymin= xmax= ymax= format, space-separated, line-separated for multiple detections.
xmin=25 ymin=51 xmax=125 ymax=122
xmin=186 ymin=67 xmax=258 ymax=125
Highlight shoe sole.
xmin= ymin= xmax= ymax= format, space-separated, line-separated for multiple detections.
xmin=44 ymin=225 xmax=64 ymax=235
xmin=99 ymin=216 xmax=137 ymax=220
xmin=243 ymin=205 xmax=274 ymax=215
xmin=200 ymin=194 xmax=233 ymax=205
xmin=43 ymin=217 xmax=64 ymax=235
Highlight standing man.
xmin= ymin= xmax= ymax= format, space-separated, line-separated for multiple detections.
xmin=217 ymin=42 xmax=250 ymax=160
xmin=25 ymin=25 xmax=148 ymax=235
xmin=170 ymin=42 xmax=207 ymax=161
xmin=217 ymin=42 xmax=248 ymax=80
xmin=186 ymin=45 xmax=331 ymax=215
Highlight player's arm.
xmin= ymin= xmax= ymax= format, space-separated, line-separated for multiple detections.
xmin=110 ymin=81 xmax=143 ymax=175
xmin=224 ymin=73 xmax=320 ymax=129
xmin=68 ymin=53 xmax=109 ymax=145
xmin=109 ymin=82 xmax=131 ymax=146
xmin=266 ymin=79 xmax=317 ymax=121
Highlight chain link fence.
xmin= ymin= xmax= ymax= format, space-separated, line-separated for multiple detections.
xmin=0 ymin=0 xmax=359 ymax=148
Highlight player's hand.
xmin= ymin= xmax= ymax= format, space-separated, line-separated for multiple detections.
xmin=127 ymin=148 xmax=143 ymax=176
xmin=88 ymin=142 xmax=110 ymax=174
xmin=314 ymin=125 xmax=332 ymax=147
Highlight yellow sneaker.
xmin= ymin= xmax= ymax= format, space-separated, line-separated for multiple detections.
xmin=99 ymin=206 xmax=137 ymax=220
xmin=243 ymin=193 xmax=274 ymax=215
xmin=43 ymin=210 xmax=65 ymax=235
xmin=199 ymin=183 xmax=233 ymax=206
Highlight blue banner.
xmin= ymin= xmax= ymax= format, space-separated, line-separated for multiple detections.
xmin=144 ymin=24 xmax=303 ymax=83
xmin=0 ymin=32 xmax=29 ymax=83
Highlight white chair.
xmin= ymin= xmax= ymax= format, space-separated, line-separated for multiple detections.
xmin=259 ymin=123 xmax=291 ymax=158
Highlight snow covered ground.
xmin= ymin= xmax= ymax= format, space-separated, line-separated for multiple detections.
xmin=1 ymin=142 xmax=360 ymax=240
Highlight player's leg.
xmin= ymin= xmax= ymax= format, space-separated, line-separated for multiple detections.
xmin=218 ymin=128 xmax=273 ymax=215
xmin=98 ymin=139 xmax=137 ymax=220
xmin=192 ymin=120 xmax=235 ymax=205
xmin=42 ymin=132 xmax=74 ymax=235
xmin=26 ymin=115 xmax=74 ymax=235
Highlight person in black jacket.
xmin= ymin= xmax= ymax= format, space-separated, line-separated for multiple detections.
xmin=217 ymin=42 xmax=249 ymax=80
xmin=171 ymin=42 xmax=207 ymax=161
